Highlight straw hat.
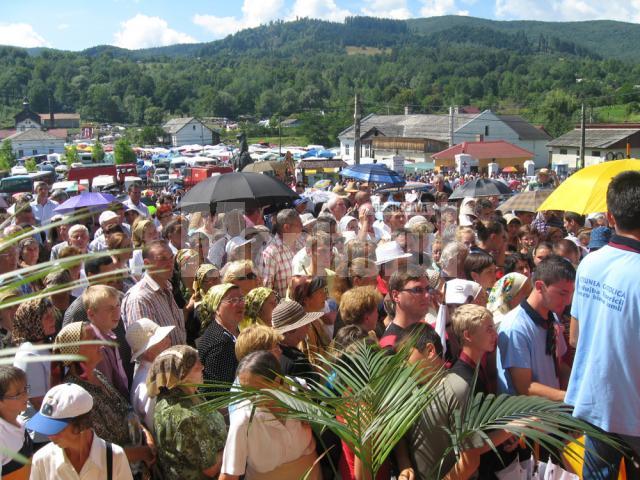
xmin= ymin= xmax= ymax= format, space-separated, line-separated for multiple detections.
xmin=332 ymin=184 xmax=347 ymax=196
xmin=344 ymin=181 xmax=359 ymax=193
xmin=126 ymin=318 xmax=175 ymax=361
xmin=271 ymin=300 xmax=324 ymax=334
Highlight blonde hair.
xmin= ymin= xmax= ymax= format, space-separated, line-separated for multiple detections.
xmin=455 ymin=226 xmax=475 ymax=242
xmin=82 ymin=284 xmax=121 ymax=312
xmin=235 ymin=325 xmax=283 ymax=361
xmin=339 ymin=286 xmax=382 ymax=326
xmin=451 ymin=304 xmax=492 ymax=345
xmin=131 ymin=218 xmax=155 ymax=248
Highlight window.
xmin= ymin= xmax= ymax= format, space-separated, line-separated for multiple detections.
xmin=32 ymin=150 xmax=37 ymax=155
xmin=559 ymin=148 xmax=567 ymax=155
xmin=345 ymin=144 xmax=350 ymax=155
xmin=18 ymin=150 xmax=23 ymax=157
xmin=193 ymin=125 xmax=196 ymax=130
xmin=484 ymin=125 xmax=490 ymax=136
xmin=48 ymin=149 xmax=54 ymax=154
xmin=592 ymin=151 xmax=600 ymax=157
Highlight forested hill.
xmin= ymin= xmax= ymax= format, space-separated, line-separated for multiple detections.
xmin=0 ymin=15 xmax=639 ymax=143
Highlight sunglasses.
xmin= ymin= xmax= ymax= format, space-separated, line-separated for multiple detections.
xmin=400 ymin=286 xmax=435 ymax=295
xmin=237 ymin=272 xmax=257 ymax=281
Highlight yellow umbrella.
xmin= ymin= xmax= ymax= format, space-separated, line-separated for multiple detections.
xmin=537 ymin=159 xmax=640 ymax=214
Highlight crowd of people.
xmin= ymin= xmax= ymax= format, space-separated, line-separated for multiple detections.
xmin=0 ymin=167 xmax=638 ymax=480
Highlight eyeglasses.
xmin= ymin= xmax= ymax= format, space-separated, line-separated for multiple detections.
xmin=222 ymin=296 xmax=245 ymax=305
xmin=400 ymin=286 xmax=435 ymax=295
xmin=2 ymin=388 xmax=28 ymax=400
xmin=236 ymin=272 xmax=257 ymax=281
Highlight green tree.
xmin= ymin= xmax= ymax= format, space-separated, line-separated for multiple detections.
xmin=113 ymin=138 xmax=136 ymax=165
xmin=0 ymin=139 xmax=15 ymax=171
xmin=24 ymin=158 xmax=37 ymax=172
xmin=92 ymin=140 xmax=105 ymax=162
xmin=144 ymin=106 xmax=164 ymax=126
xmin=64 ymin=145 xmax=79 ymax=167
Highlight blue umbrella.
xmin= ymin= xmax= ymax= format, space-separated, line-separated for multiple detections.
xmin=302 ymin=149 xmax=336 ymax=159
xmin=339 ymin=163 xmax=405 ymax=185
xmin=54 ymin=192 xmax=117 ymax=214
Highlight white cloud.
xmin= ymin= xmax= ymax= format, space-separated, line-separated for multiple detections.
xmin=495 ymin=0 xmax=640 ymax=22
xmin=289 ymin=0 xmax=353 ymax=21
xmin=113 ymin=14 xmax=197 ymax=49
xmin=0 ymin=23 xmax=49 ymax=48
xmin=360 ymin=0 xmax=413 ymax=19
xmin=57 ymin=23 xmax=69 ymax=31
xmin=419 ymin=0 xmax=461 ymax=16
xmin=194 ymin=0 xmax=286 ymax=39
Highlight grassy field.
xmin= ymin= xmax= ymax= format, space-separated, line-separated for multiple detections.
xmin=345 ymin=46 xmax=392 ymax=56
xmin=593 ymin=104 xmax=640 ymax=123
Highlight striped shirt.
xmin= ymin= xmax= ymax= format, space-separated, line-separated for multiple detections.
xmin=261 ymin=235 xmax=296 ymax=299
xmin=121 ymin=274 xmax=186 ymax=345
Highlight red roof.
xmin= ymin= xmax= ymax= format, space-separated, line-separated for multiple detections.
xmin=431 ymin=140 xmax=534 ymax=160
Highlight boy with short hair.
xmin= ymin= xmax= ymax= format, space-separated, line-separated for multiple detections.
xmin=84 ymin=284 xmax=129 ymax=397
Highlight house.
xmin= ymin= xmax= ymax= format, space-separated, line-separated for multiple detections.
xmin=432 ymin=140 xmax=534 ymax=172
xmin=281 ymin=118 xmax=301 ymax=128
xmin=5 ymin=129 xmax=66 ymax=158
xmin=338 ymin=110 xmax=551 ymax=168
xmin=162 ymin=117 xmax=219 ymax=147
xmin=15 ymin=100 xmax=42 ymax=131
xmin=38 ymin=112 xmax=81 ymax=129
xmin=547 ymin=125 xmax=640 ymax=169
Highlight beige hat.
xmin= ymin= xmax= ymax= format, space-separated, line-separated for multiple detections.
xmin=503 ymin=213 xmax=521 ymax=225
xmin=271 ymin=300 xmax=324 ymax=334
xmin=332 ymin=184 xmax=347 ymax=196
xmin=344 ymin=181 xmax=359 ymax=193
xmin=125 ymin=318 xmax=175 ymax=361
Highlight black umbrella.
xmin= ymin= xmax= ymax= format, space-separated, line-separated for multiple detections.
xmin=178 ymin=172 xmax=299 ymax=213
xmin=448 ymin=178 xmax=512 ymax=200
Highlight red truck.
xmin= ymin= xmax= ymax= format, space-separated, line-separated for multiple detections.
xmin=183 ymin=165 xmax=233 ymax=188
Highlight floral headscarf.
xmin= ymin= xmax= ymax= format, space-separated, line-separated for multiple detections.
xmin=192 ymin=264 xmax=219 ymax=301
xmin=12 ymin=298 xmax=53 ymax=344
xmin=53 ymin=321 xmax=86 ymax=366
xmin=176 ymin=248 xmax=198 ymax=267
xmin=146 ymin=345 xmax=199 ymax=397
xmin=243 ymin=287 xmax=274 ymax=326
xmin=199 ymin=283 xmax=238 ymax=332
xmin=487 ymin=273 xmax=530 ymax=316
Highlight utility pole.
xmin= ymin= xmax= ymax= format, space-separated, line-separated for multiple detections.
xmin=448 ymin=106 xmax=455 ymax=147
xmin=579 ymin=103 xmax=586 ymax=169
xmin=278 ymin=116 xmax=282 ymax=156
xmin=354 ymin=93 xmax=361 ymax=165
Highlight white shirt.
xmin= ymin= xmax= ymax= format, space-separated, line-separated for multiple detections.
xmin=373 ymin=222 xmax=391 ymax=241
xmin=221 ymin=401 xmax=316 ymax=477
xmin=0 ymin=416 xmax=25 ymax=467
xmin=123 ymin=198 xmax=150 ymax=217
xmin=130 ymin=361 xmax=155 ymax=434
xmin=30 ymin=432 xmax=133 ymax=480
xmin=30 ymin=198 xmax=58 ymax=226
xmin=13 ymin=343 xmax=50 ymax=399
xmin=129 ymin=249 xmax=144 ymax=278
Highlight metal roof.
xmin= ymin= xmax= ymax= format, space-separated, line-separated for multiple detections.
xmin=432 ymin=140 xmax=534 ymax=160
xmin=298 ymin=158 xmax=347 ymax=169
xmin=547 ymin=128 xmax=640 ymax=148
xmin=338 ymin=113 xmax=477 ymax=142
xmin=163 ymin=117 xmax=211 ymax=135
xmin=498 ymin=115 xmax=552 ymax=141
xmin=5 ymin=129 xmax=64 ymax=141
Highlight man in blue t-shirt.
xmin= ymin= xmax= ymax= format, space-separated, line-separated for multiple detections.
xmin=567 ymin=171 xmax=640 ymax=480
xmin=497 ymin=255 xmax=574 ymax=402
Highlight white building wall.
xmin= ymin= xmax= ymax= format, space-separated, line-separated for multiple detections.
xmin=454 ymin=111 xmax=548 ymax=168
xmin=550 ymin=147 xmax=640 ymax=169
xmin=12 ymin=139 xmax=65 ymax=157
xmin=16 ymin=119 xmax=40 ymax=131
xmin=173 ymin=120 xmax=213 ymax=147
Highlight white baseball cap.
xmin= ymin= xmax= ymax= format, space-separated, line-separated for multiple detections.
xmin=445 ymin=279 xmax=482 ymax=305
xmin=125 ymin=318 xmax=175 ymax=361
xmin=98 ymin=210 xmax=119 ymax=226
xmin=375 ymin=241 xmax=412 ymax=266
xmin=26 ymin=383 xmax=94 ymax=435
xmin=225 ymin=236 xmax=255 ymax=256
xmin=300 ymin=213 xmax=317 ymax=229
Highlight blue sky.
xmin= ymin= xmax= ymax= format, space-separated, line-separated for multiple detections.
xmin=1 ymin=0 xmax=638 ymax=51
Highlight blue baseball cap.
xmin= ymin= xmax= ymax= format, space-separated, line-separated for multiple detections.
xmin=588 ymin=226 xmax=612 ymax=251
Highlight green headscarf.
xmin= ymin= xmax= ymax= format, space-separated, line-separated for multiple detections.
xmin=242 ymin=287 xmax=274 ymax=328
xmin=192 ymin=264 xmax=219 ymax=302
xmin=199 ymin=283 xmax=237 ymax=332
